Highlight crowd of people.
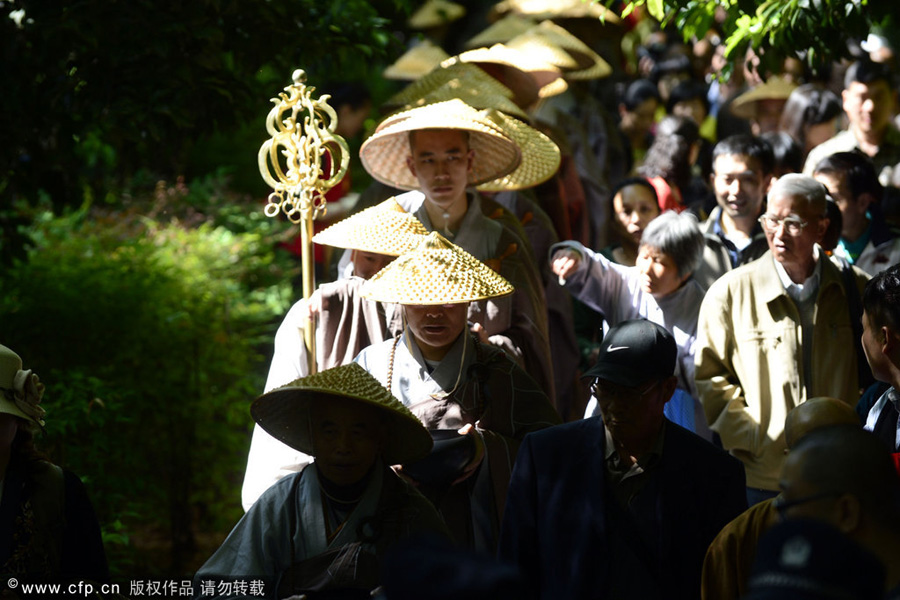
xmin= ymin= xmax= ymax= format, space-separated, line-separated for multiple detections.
xmin=214 ymin=0 xmax=900 ymax=598
xmin=5 ymin=0 xmax=900 ymax=598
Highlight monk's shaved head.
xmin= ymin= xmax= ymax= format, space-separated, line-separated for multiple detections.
xmin=784 ymin=397 xmax=859 ymax=449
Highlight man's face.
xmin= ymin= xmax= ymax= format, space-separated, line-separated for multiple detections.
xmin=636 ymin=245 xmax=686 ymax=297
xmin=351 ymin=250 xmax=394 ymax=280
xmin=594 ymin=378 xmax=668 ymax=450
xmin=842 ymin=80 xmax=897 ymax=138
xmin=613 ymin=184 xmax=660 ymax=244
xmin=403 ymin=303 xmax=469 ymax=361
xmin=752 ymin=99 xmax=787 ymax=136
xmin=405 ymin=129 xmax=473 ymax=211
xmin=813 ymin=171 xmax=869 ymax=239
xmin=712 ymin=154 xmax=769 ymax=221
xmin=861 ymin=310 xmax=890 ymax=383
xmin=311 ymin=399 xmax=383 ymax=487
xmin=762 ymin=192 xmax=828 ymax=273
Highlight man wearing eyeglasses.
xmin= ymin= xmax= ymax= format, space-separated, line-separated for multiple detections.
xmin=499 ymin=319 xmax=746 ymax=600
xmin=695 ymin=174 xmax=870 ymax=507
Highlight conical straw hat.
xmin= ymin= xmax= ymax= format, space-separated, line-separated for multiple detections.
xmin=361 ymin=231 xmax=515 ymax=305
xmin=408 ymin=0 xmax=466 ymax=30
xmin=384 ymin=40 xmax=451 ymax=81
xmin=383 ymin=62 xmax=515 ymax=113
xmin=464 ymin=14 xmax=536 ymax=49
xmin=528 ymin=20 xmax=612 ymax=80
xmin=493 ymin=0 xmax=620 ymax=23
xmin=360 ymin=99 xmax=521 ymax=190
xmin=393 ymin=79 xmax=530 ymax=122
xmin=731 ymin=75 xmax=798 ymax=119
xmin=478 ymin=110 xmax=560 ymax=191
xmin=445 ymin=44 xmax=568 ymax=104
xmin=312 ymin=198 xmax=428 ymax=256
xmin=505 ymin=29 xmax=580 ymax=72
xmin=251 ymin=363 xmax=433 ymax=464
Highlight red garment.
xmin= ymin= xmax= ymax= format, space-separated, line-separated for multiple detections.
xmin=646 ymin=176 xmax=687 ymax=213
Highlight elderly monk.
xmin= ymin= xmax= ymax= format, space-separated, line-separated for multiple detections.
xmin=354 ymin=232 xmax=561 ymax=553
xmin=196 ymin=363 xmax=447 ymax=599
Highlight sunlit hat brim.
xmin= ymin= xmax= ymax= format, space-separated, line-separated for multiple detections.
xmin=360 ymin=99 xmax=521 ymax=190
xmin=383 ymin=40 xmax=451 ymax=81
xmin=251 ymin=363 xmax=433 ymax=464
xmin=449 ymin=44 xmax=567 ymax=105
xmin=408 ymin=0 xmax=466 ymax=29
xmin=391 ymin=79 xmax=530 ymax=122
xmin=464 ymin=14 xmax=536 ymax=49
xmin=361 ymin=231 xmax=515 ymax=305
xmin=312 ymin=197 xmax=428 ymax=256
xmin=478 ymin=110 xmax=560 ymax=191
xmin=493 ymin=0 xmax=620 ymax=21
xmin=731 ymin=76 xmax=798 ymax=119
xmin=383 ymin=62 xmax=515 ymax=113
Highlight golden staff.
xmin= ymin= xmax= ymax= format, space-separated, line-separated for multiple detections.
xmin=258 ymin=69 xmax=350 ymax=374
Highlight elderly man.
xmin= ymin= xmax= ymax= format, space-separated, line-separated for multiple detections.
xmin=355 ymin=232 xmax=560 ymax=553
xmin=859 ymin=263 xmax=900 ymax=456
xmin=241 ymin=199 xmax=427 ymax=510
xmin=693 ymin=134 xmax=774 ymax=290
xmin=813 ymin=152 xmax=900 ymax=275
xmin=777 ymin=426 xmax=900 ymax=597
xmin=803 ymin=58 xmax=900 ymax=186
xmin=360 ymin=99 xmax=555 ymax=404
xmin=695 ymin=174 xmax=870 ymax=506
xmin=498 ymin=319 xmax=746 ymax=600
xmin=195 ymin=363 xmax=448 ymax=599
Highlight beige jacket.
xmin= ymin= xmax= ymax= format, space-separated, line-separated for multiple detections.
xmin=694 ymin=251 xmax=868 ymax=490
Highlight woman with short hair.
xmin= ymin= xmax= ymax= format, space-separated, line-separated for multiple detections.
xmin=550 ymin=210 xmax=711 ymax=437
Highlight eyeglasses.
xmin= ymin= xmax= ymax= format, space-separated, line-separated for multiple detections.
xmin=590 ymin=379 xmax=660 ymax=403
xmin=773 ymin=491 xmax=842 ymax=520
xmin=758 ymin=214 xmax=809 ymax=236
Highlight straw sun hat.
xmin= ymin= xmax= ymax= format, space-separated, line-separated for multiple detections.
xmin=312 ymin=197 xmax=428 ymax=256
xmin=508 ymin=21 xmax=612 ymax=80
xmin=479 ymin=109 xmax=560 ymax=191
xmin=251 ymin=363 xmax=433 ymax=465
xmin=408 ymin=0 xmax=466 ymax=30
xmin=361 ymin=231 xmax=514 ymax=305
xmin=464 ymin=14 xmax=536 ymax=50
xmin=444 ymin=44 xmax=568 ymax=103
xmin=493 ymin=0 xmax=620 ymax=23
xmin=731 ymin=75 xmax=798 ymax=119
xmin=0 ymin=344 xmax=46 ymax=428
xmin=360 ymin=99 xmax=521 ymax=190
xmin=396 ymin=79 xmax=529 ymax=122
xmin=383 ymin=40 xmax=451 ymax=81
xmin=383 ymin=62 xmax=515 ymax=113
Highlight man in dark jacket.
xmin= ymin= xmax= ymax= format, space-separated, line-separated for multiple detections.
xmin=498 ymin=319 xmax=747 ymax=600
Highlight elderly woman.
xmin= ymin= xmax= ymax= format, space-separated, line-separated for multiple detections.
xmin=0 ymin=344 xmax=108 ymax=584
xmin=550 ymin=211 xmax=710 ymax=437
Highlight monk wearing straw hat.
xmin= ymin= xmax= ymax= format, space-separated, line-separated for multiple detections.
xmin=359 ymin=98 xmax=557 ymax=406
xmin=197 ymin=363 xmax=447 ymax=599
xmin=354 ymin=231 xmax=560 ymax=553
xmin=241 ymin=198 xmax=428 ymax=510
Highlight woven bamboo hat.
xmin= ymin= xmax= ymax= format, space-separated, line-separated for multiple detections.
xmin=731 ymin=75 xmax=798 ymax=119
xmin=251 ymin=363 xmax=433 ymax=464
xmin=311 ymin=198 xmax=428 ymax=256
xmin=0 ymin=344 xmax=46 ymax=428
xmin=464 ymin=14 xmax=536 ymax=49
xmin=384 ymin=40 xmax=452 ymax=81
xmin=408 ymin=0 xmax=466 ymax=30
xmin=393 ymin=79 xmax=529 ymax=121
xmin=492 ymin=0 xmax=620 ymax=22
xmin=444 ymin=44 xmax=567 ymax=104
xmin=508 ymin=21 xmax=612 ymax=80
xmin=478 ymin=109 xmax=560 ymax=191
xmin=360 ymin=99 xmax=521 ymax=190
xmin=383 ymin=62 xmax=515 ymax=113
xmin=361 ymin=231 xmax=514 ymax=305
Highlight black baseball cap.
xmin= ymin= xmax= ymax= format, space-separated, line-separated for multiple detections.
xmin=583 ymin=319 xmax=676 ymax=386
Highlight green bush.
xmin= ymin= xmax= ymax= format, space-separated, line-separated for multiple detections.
xmin=0 ymin=177 xmax=297 ymax=577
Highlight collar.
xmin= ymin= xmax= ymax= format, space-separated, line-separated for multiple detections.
xmin=402 ymin=327 xmax=476 ymax=393
xmin=838 ymin=219 xmax=873 ymax=263
xmin=773 ymin=246 xmax=823 ymax=302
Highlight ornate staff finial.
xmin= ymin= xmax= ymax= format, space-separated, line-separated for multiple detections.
xmin=258 ymin=69 xmax=350 ymax=224
xmin=258 ymin=70 xmax=350 ymax=374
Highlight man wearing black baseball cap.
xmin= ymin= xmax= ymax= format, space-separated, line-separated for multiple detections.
xmin=498 ymin=319 xmax=747 ymax=600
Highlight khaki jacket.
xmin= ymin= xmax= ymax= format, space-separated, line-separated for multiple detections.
xmin=694 ymin=251 xmax=868 ymax=489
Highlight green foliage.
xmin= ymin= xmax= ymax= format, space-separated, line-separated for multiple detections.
xmin=0 ymin=177 xmax=297 ymax=576
xmin=605 ymin=0 xmax=895 ymax=76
